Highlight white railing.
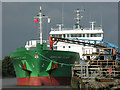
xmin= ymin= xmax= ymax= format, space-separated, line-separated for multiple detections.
xmin=25 ymin=40 xmax=50 ymax=50
xmin=51 ymin=28 xmax=73 ymax=31
xmin=43 ymin=40 xmax=50 ymax=44
xmin=51 ymin=27 xmax=102 ymax=31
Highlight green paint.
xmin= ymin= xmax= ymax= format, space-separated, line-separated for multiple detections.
xmin=10 ymin=43 xmax=80 ymax=78
xmin=21 ymin=60 xmax=32 ymax=71
xmin=46 ymin=61 xmax=53 ymax=72
xmin=75 ymin=23 xmax=79 ymax=29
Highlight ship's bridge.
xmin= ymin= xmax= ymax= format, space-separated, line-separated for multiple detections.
xmin=50 ymin=9 xmax=104 ymax=41
xmin=49 ymin=27 xmax=103 ymax=41
xmin=49 ymin=24 xmax=104 ymax=59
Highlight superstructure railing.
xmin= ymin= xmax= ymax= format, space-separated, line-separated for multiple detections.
xmin=51 ymin=27 xmax=102 ymax=31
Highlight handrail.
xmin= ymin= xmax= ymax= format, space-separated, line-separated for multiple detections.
xmin=51 ymin=27 xmax=102 ymax=31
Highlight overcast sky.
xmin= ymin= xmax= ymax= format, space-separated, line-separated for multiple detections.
xmin=2 ymin=2 xmax=118 ymax=59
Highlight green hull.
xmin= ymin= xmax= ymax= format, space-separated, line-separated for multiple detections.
xmin=10 ymin=43 xmax=80 ymax=85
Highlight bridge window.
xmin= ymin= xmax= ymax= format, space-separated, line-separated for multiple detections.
xmin=63 ymin=34 xmax=65 ymax=38
xmin=67 ymin=34 xmax=69 ymax=37
xmin=52 ymin=34 xmax=62 ymax=38
xmin=71 ymin=34 xmax=87 ymax=37
xmin=83 ymin=34 xmax=85 ymax=37
xmin=91 ymin=34 xmax=96 ymax=37
xmin=52 ymin=35 xmax=55 ymax=37
xmin=96 ymin=33 xmax=101 ymax=37
xmin=91 ymin=34 xmax=93 ymax=37
xmin=70 ymin=34 xmax=94 ymax=37
xmin=59 ymin=35 xmax=62 ymax=38
xmin=68 ymin=46 xmax=71 ymax=48
xmin=78 ymin=34 xmax=82 ymax=37
xmin=55 ymin=35 xmax=58 ymax=37
xmin=63 ymin=46 xmax=65 ymax=48
xmin=75 ymin=34 xmax=78 ymax=37
xmin=87 ymin=34 xmax=89 ymax=37
xmin=90 ymin=34 xmax=100 ymax=37
xmin=94 ymin=34 xmax=97 ymax=37
xmin=71 ymin=34 xmax=77 ymax=37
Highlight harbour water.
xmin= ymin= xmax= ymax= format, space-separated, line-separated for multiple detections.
xmin=2 ymin=78 xmax=72 ymax=89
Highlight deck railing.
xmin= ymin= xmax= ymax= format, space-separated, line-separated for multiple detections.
xmin=51 ymin=27 xmax=102 ymax=31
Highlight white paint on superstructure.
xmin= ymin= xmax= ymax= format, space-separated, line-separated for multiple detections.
xmin=25 ymin=40 xmax=40 ymax=50
xmin=49 ymin=8 xmax=104 ymax=60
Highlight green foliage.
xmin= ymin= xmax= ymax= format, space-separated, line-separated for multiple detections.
xmin=0 ymin=60 xmax=2 ymax=78
xmin=2 ymin=56 xmax=16 ymax=78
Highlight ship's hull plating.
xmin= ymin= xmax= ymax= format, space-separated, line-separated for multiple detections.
xmin=17 ymin=77 xmax=71 ymax=86
xmin=10 ymin=43 xmax=79 ymax=86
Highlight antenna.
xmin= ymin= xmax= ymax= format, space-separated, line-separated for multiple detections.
xmin=100 ymin=15 xmax=102 ymax=28
xmin=89 ymin=13 xmax=91 ymax=22
xmin=62 ymin=3 xmax=64 ymax=26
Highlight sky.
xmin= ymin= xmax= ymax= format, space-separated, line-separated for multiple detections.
xmin=1 ymin=0 xmax=120 ymax=2
xmin=2 ymin=2 xmax=118 ymax=59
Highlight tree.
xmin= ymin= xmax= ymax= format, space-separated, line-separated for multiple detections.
xmin=2 ymin=56 xmax=16 ymax=78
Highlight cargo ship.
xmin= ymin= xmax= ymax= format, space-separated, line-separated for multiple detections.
xmin=10 ymin=6 xmax=80 ymax=86
xmin=10 ymin=6 xmax=119 ymax=86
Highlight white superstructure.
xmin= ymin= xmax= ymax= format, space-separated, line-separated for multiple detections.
xmin=49 ymin=9 xmax=104 ymax=60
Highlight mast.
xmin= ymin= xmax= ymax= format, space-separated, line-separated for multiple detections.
xmin=75 ymin=9 xmax=80 ymax=24
xmin=74 ymin=9 xmax=84 ymax=24
xmin=34 ymin=6 xmax=50 ymax=44
xmin=39 ymin=6 xmax=42 ymax=44
xmin=74 ymin=9 xmax=84 ymax=29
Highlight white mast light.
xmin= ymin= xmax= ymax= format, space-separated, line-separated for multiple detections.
xmin=40 ymin=6 xmax=42 ymax=11
xmin=48 ymin=18 xmax=51 ymax=23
